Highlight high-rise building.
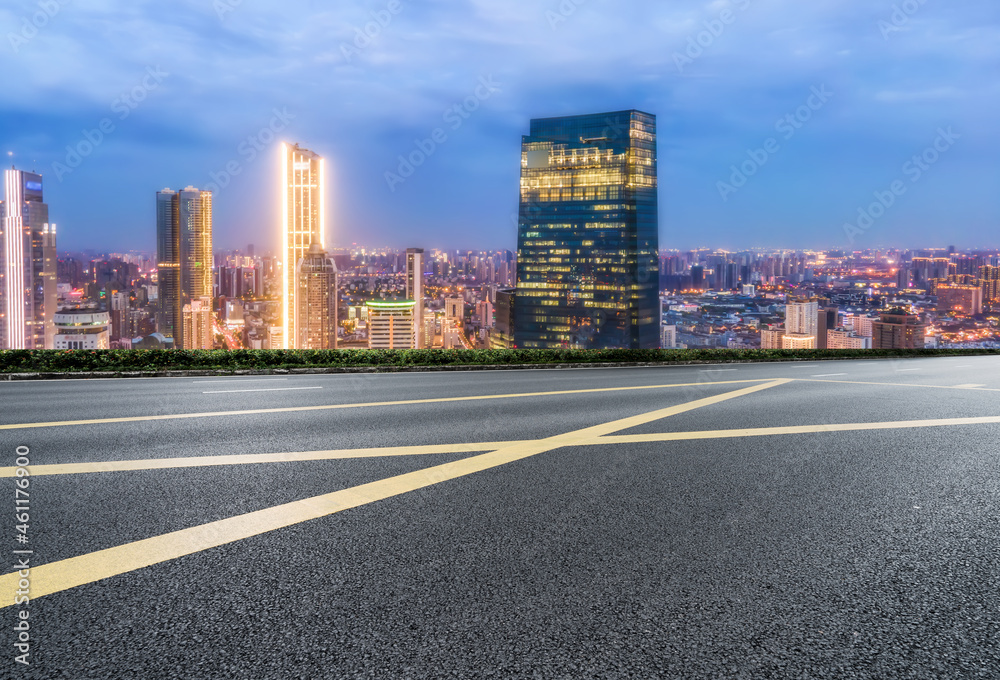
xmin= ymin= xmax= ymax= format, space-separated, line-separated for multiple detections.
xmin=980 ymin=265 xmax=1000 ymax=304
xmin=873 ymin=309 xmax=927 ymax=349
xmin=514 ymin=110 xmax=659 ymax=349
xmin=936 ymin=283 xmax=983 ymax=315
xmin=406 ymin=248 xmax=425 ymax=348
xmin=1 ymin=168 xmax=57 ymax=349
xmin=281 ymin=143 xmax=325 ymax=349
xmin=366 ymin=300 xmax=416 ymax=349
xmin=182 ymin=296 xmax=214 ymax=350
xmin=783 ymin=296 xmax=819 ymax=349
xmin=761 ymin=328 xmax=785 ymax=349
xmin=156 ymin=187 xmax=213 ymax=349
xmin=296 ymin=243 xmax=338 ymax=350
xmin=445 ymin=297 xmax=464 ymax=328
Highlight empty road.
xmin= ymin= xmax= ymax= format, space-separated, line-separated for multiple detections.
xmin=2 ymin=356 xmax=999 ymax=678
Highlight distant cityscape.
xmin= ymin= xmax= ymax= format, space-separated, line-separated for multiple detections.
xmin=2 ymin=110 xmax=999 ymax=354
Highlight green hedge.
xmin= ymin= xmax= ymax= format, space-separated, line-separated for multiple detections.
xmin=0 ymin=347 xmax=997 ymax=374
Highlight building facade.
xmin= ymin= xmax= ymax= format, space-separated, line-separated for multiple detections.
xmin=367 ymin=300 xmax=416 ymax=349
xmin=406 ymin=248 xmax=425 ymax=348
xmin=1 ymin=168 xmax=57 ymax=349
xmin=514 ymin=110 xmax=659 ymax=349
xmin=53 ymin=308 xmax=110 ymax=350
xmin=873 ymin=310 xmax=927 ymax=349
xmin=296 ymin=243 xmax=338 ymax=350
xmin=182 ymin=297 xmax=214 ymax=350
xmin=281 ymin=143 xmax=325 ymax=349
xmin=156 ymin=187 xmax=213 ymax=349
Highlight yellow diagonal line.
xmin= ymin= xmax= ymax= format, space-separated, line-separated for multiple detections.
xmin=0 ymin=379 xmax=768 ymax=431
xmin=0 ymin=442 xmax=529 ymax=478
xmin=594 ymin=414 xmax=1000 ymax=444
xmin=0 ymin=380 xmax=788 ymax=606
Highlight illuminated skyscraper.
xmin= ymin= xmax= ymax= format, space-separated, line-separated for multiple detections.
xmin=406 ymin=248 xmax=425 ymax=348
xmin=296 ymin=243 xmax=338 ymax=349
xmin=156 ymin=187 xmax=213 ymax=348
xmin=0 ymin=168 xmax=57 ymax=349
xmin=281 ymin=143 xmax=325 ymax=349
xmin=514 ymin=110 xmax=659 ymax=349
xmin=873 ymin=309 xmax=927 ymax=349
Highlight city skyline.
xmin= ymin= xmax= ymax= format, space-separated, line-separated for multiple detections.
xmin=2 ymin=1 xmax=998 ymax=253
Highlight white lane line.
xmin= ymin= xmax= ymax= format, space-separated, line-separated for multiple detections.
xmin=703 ymin=369 xmax=739 ymax=372
xmin=812 ymin=373 xmax=847 ymax=377
xmin=203 ymin=387 xmax=323 ymax=394
xmin=953 ymin=384 xmax=987 ymax=389
xmin=896 ymin=369 xmax=920 ymax=372
xmin=194 ymin=379 xmax=290 ymax=384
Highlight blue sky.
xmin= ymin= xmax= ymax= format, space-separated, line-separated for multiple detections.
xmin=2 ymin=0 xmax=998 ymax=253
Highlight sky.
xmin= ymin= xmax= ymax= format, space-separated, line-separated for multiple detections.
xmin=2 ymin=0 xmax=998 ymax=254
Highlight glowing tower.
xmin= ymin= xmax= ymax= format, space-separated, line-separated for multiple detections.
xmin=281 ymin=143 xmax=325 ymax=349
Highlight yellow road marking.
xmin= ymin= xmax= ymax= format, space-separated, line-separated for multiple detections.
xmin=0 ymin=379 xmax=768 ymax=431
xmin=0 ymin=442 xmax=532 ymax=478
xmin=0 ymin=380 xmax=788 ymax=606
xmin=596 ymin=414 xmax=1000 ymax=444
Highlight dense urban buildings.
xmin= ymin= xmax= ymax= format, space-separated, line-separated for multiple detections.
xmin=513 ymin=110 xmax=660 ymax=350
xmin=155 ymin=187 xmax=214 ymax=349
xmin=0 ymin=168 xmax=57 ymax=349
xmin=281 ymin=143 xmax=325 ymax=350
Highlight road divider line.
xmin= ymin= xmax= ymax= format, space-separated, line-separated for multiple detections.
xmin=0 ymin=442 xmax=533 ymax=478
xmin=0 ymin=379 xmax=772 ymax=431
xmin=0 ymin=380 xmax=788 ymax=606
xmin=202 ymin=387 xmax=323 ymax=394
xmin=811 ymin=373 xmax=847 ymax=377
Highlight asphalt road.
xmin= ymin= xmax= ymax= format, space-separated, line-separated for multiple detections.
xmin=1 ymin=356 xmax=999 ymax=679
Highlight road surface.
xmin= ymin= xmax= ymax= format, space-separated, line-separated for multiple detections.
xmin=1 ymin=356 xmax=998 ymax=678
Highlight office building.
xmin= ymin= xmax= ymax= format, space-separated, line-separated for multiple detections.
xmin=281 ymin=143 xmax=325 ymax=349
xmin=827 ymin=328 xmax=872 ymax=350
xmin=182 ymin=296 xmax=214 ymax=350
xmin=406 ymin=248 xmax=425 ymax=347
xmin=514 ymin=110 xmax=659 ymax=349
xmin=367 ymin=300 xmax=416 ymax=349
xmin=873 ymin=309 xmax=927 ymax=349
xmin=53 ymin=308 xmax=110 ymax=350
xmin=783 ymin=296 xmax=819 ymax=349
xmin=980 ymin=265 xmax=1000 ymax=304
xmin=761 ymin=328 xmax=785 ymax=349
xmin=445 ymin=297 xmax=464 ymax=328
xmin=296 ymin=242 xmax=338 ymax=350
xmin=661 ymin=324 xmax=677 ymax=350
xmin=156 ymin=187 xmax=213 ymax=348
xmin=936 ymin=283 xmax=983 ymax=315
xmin=1 ymin=168 xmax=57 ymax=349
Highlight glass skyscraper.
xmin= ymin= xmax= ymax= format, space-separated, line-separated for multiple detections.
xmin=0 ymin=168 xmax=57 ymax=349
xmin=156 ymin=187 xmax=213 ymax=349
xmin=514 ymin=110 xmax=659 ymax=349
